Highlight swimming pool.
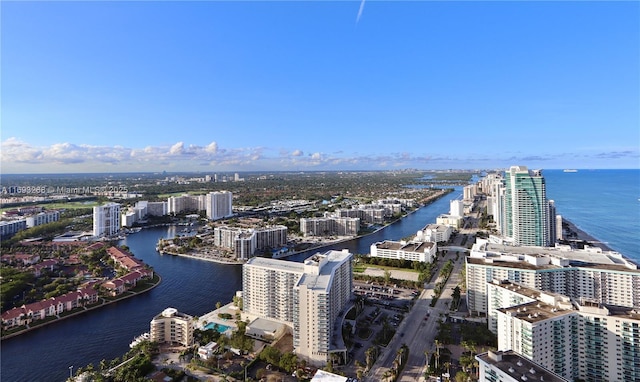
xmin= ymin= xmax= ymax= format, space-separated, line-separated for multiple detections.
xmin=204 ymin=322 xmax=230 ymax=333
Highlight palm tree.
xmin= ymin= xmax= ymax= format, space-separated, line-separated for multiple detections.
xmin=424 ymin=349 xmax=430 ymax=374
xmin=435 ymin=339 xmax=441 ymax=372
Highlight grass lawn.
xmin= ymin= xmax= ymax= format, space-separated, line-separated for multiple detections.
xmin=355 ymin=264 xmax=421 ymax=273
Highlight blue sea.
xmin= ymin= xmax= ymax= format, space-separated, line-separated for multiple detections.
xmin=543 ymin=169 xmax=640 ymax=263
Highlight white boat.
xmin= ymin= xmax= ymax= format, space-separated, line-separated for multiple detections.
xmin=129 ymin=332 xmax=150 ymax=348
xmin=563 ymin=169 xmax=578 ymax=173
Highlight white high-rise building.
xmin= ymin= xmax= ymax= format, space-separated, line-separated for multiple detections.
xmin=495 ymin=295 xmax=640 ymax=381
xmin=243 ymin=250 xmax=353 ymax=366
xmin=465 ymin=240 xmax=640 ymax=316
xmin=93 ymin=202 xmax=120 ymax=237
xmin=450 ymin=199 xmax=464 ymax=217
xmin=206 ymin=191 xmax=233 ymax=220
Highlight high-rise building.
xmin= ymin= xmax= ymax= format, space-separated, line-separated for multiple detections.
xmin=299 ymin=217 xmax=360 ymax=237
xmin=504 ymin=166 xmax=549 ymax=246
xmin=465 ymin=240 xmax=640 ymax=316
xmin=242 ymin=250 xmax=353 ymax=366
xmin=93 ymin=202 xmax=120 ymax=237
xmin=495 ymin=293 xmax=640 ymax=381
xmin=206 ymin=191 xmax=233 ymax=220
xmin=450 ymin=199 xmax=464 ymax=217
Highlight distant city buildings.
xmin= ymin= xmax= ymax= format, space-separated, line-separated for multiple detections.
xmin=92 ymin=202 xmax=120 ymax=237
xmin=242 ymin=250 xmax=353 ymax=366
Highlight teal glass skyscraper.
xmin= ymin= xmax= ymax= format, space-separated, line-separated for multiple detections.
xmin=504 ymin=165 xmax=549 ymax=246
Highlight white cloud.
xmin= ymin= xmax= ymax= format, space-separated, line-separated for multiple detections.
xmin=1 ymin=138 xmax=638 ymax=173
xmin=169 ymin=142 xmax=184 ymax=155
xmin=206 ymin=141 xmax=218 ymax=153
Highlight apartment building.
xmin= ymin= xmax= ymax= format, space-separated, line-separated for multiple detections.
xmin=150 ymin=307 xmax=194 ymax=347
xmin=299 ymin=217 xmax=360 ymax=237
xmin=92 ymin=202 xmax=120 ymax=237
xmin=418 ymin=224 xmax=453 ymax=243
xmin=146 ymin=201 xmax=168 ymax=216
xmin=215 ymin=225 xmax=287 ymax=260
xmin=465 ymin=240 xmax=640 ymax=316
xmin=242 ymin=250 xmax=353 ymax=366
xmin=0 ymin=219 xmax=27 ymax=238
xmin=487 ymin=280 xmax=539 ymax=334
xmin=206 ymin=191 xmax=233 ymax=220
xmin=496 ymin=297 xmax=640 ymax=381
xmin=476 ymin=350 xmax=569 ymax=382
xmin=335 ymin=207 xmax=385 ymax=225
xmin=370 ymin=240 xmax=436 ymax=263
xmin=25 ymin=210 xmax=60 ymax=228
xmin=167 ymin=194 xmax=206 ymax=215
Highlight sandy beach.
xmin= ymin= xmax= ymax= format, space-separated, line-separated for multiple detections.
xmin=562 ymin=218 xmax=613 ymax=252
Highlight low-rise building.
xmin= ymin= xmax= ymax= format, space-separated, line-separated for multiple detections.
xmin=476 ymin=350 xmax=569 ymax=382
xmin=370 ymin=240 xmax=436 ymax=263
xmin=150 ymin=307 xmax=194 ymax=347
xmin=197 ymin=342 xmax=219 ymax=360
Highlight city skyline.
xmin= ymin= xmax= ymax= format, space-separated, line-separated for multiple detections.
xmin=2 ymin=1 xmax=639 ymax=174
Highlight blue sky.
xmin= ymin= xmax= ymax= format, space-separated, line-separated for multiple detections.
xmin=1 ymin=1 xmax=638 ymax=173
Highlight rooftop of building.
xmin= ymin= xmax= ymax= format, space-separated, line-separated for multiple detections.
xmin=469 ymin=241 xmax=639 ymax=272
xmin=490 ymin=280 xmax=541 ymax=300
xmin=244 ymin=256 xmax=305 ymax=274
xmin=497 ymin=300 xmax=574 ymax=323
xmin=374 ymin=240 xmax=435 ymax=252
xmin=310 ymin=369 xmax=349 ymax=382
xmin=476 ymin=350 xmax=569 ymax=382
xmin=298 ymin=250 xmax=352 ymax=291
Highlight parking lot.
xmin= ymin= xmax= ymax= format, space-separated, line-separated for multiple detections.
xmin=344 ymin=281 xmax=423 ymax=371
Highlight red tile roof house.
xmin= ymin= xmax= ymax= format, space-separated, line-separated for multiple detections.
xmin=107 ymin=246 xmax=145 ymax=271
xmin=31 ymin=259 xmax=59 ymax=277
xmin=77 ymin=286 xmax=99 ymax=305
xmin=102 ymin=279 xmax=126 ymax=297
xmin=1 ymin=307 xmax=28 ymax=329
xmin=53 ymin=292 xmax=83 ymax=314
xmin=0 ymin=253 xmax=41 ymax=266
xmin=26 ymin=300 xmax=57 ymax=322
xmin=84 ymin=242 xmax=106 ymax=252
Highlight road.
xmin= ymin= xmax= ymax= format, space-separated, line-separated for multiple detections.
xmin=363 ymin=199 xmax=483 ymax=382
xmin=363 ymin=239 xmax=468 ymax=382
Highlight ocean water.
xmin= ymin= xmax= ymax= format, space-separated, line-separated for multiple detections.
xmin=543 ymin=169 xmax=640 ymax=263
